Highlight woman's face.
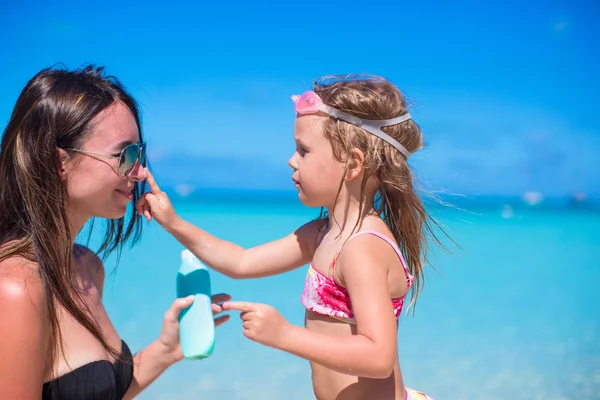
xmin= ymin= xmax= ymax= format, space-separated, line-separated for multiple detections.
xmin=62 ymin=101 xmax=146 ymax=224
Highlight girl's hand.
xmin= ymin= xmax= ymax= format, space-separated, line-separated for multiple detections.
xmin=222 ymin=301 xmax=291 ymax=349
xmin=159 ymin=293 xmax=231 ymax=362
xmin=136 ymin=168 xmax=178 ymax=229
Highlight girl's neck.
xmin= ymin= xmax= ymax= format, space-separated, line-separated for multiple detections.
xmin=326 ymin=196 xmax=375 ymax=236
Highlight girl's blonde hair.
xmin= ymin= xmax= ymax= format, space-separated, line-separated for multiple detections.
xmin=314 ymin=74 xmax=453 ymax=311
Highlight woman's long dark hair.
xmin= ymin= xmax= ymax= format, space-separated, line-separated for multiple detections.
xmin=0 ymin=65 xmax=146 ymax=366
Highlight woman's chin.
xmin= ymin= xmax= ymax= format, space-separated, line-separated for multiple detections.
xmin=100 ymin=206 xmax=129 ymax=221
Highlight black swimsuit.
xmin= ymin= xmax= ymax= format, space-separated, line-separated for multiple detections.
xmin=42 ymin=340 xmax=134 ymax=400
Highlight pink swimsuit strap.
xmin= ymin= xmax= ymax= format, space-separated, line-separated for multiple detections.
xmin=301 ymin=229 xmax=414 ymax=323
xmin=329 ymin=230 xmax=412 ymax=282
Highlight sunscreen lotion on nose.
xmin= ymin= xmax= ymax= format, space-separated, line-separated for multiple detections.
xmin=176 ymin=249 xmax=215 ymax=359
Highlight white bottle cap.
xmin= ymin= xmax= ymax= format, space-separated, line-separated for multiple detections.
xmin=181 ymin=249 xmax=196 ymax=262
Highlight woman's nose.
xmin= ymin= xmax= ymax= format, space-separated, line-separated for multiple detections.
xmin=128 ymin=161 xmax=146 ymax=182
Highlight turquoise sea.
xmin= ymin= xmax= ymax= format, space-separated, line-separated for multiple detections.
xmin=95 ymin=193 xmax=599 ymax=400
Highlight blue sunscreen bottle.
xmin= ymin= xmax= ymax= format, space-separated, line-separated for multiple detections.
xmin=176 ymin=249 xmax=215 ymax=360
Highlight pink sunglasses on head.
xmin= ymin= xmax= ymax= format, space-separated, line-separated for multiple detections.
xmin=291 ymin=90 xmax=413 ymax=158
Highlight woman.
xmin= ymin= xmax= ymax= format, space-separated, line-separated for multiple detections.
xmin=0 ymin=65 xmax=230 ymax=399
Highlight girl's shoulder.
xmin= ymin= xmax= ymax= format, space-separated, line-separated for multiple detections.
xmin=334 ymin=218 xmax=403 ymax=277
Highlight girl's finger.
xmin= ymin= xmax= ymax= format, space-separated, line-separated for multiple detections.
xmin=240 ymin=311 xmax=253 ymax=321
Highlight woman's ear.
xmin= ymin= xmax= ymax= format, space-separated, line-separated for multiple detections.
xmin=56 ymin=148 xmax=69 ymax=181
xmin=345 ymin=148 xmax=365 ymax=181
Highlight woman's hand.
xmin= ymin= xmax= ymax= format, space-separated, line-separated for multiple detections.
xmin=158 ymin=293 xmax=231 ymax=362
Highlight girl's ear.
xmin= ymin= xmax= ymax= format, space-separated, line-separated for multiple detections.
xmin=345 ymin=148 xmax=365 ymax=181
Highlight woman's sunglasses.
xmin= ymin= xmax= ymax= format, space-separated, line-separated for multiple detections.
xmin=65 ymin=142 xmax=146 ymax=177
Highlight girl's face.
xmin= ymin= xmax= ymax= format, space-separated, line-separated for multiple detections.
xmin=288 ymin=114 xmax=346 ymax=208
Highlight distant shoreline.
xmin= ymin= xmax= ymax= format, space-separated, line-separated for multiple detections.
xmin=160 ymin=186 xmax=600 ymax=211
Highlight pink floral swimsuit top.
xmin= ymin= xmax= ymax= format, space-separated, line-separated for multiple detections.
xmin=301 ymin=230 xmax=414 ymax=324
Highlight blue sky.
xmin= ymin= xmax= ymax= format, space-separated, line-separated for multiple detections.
xmin=1 ymin=0 xmax=598 ymax=197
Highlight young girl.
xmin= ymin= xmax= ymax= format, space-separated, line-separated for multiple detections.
xmin=138 ymin=74 xmax=442 ymax=400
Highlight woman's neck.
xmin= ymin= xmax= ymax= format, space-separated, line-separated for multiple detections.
xmin=67 ymin=210 xmax=90 ymax=246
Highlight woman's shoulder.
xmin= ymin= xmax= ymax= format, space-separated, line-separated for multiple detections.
xmin=0 ymin=253 xmax=43 ymax=284
xmin=0 ymin=254 xmax=50 ymax=381
xmin=74 ymin=244 xmax=106 ymax=291
xmin=0 ymin=255 xmax=48 ymax=321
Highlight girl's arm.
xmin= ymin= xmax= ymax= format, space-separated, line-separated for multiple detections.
xmin=137 ymin=169 xmax=324 ymax=279
xmin=165 ymin=216 xmax=323 ymax=279
xmin=224 ymin=234 xmax=400 ymax=379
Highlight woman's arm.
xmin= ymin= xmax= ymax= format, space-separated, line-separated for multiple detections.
xmin=0 ymin=259 xmax=49 ymax=399
xmin=80 ymin=244 xmax=169 ymax=396
xmin=122 ymin=339 xmax=179 ymax=400
xmin=123 ymin=293 xmax=231 ymax=399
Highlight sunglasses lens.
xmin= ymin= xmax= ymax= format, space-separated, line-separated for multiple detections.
xmin=118 ymin=144 xmax=140 ymax=176
xmin=139 ymin=144 xmax=146 ymax=166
